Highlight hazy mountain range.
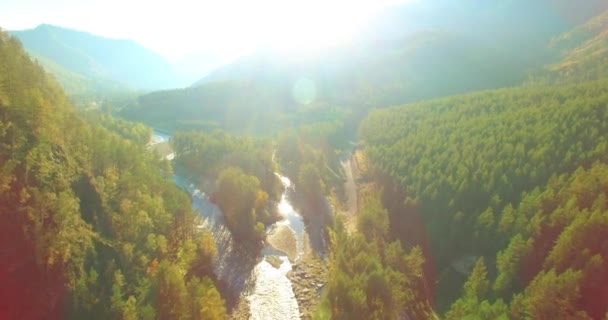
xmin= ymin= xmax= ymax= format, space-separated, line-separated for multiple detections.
xmin=118 ymin=0 xmax=608 ymax=134
xmin=9 ymin=24 xmax=222 ymax=95
xmin=8 ymin=0 xmax=608 ymax=108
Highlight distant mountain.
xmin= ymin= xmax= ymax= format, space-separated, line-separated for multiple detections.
xmin=193 ymin=0 xmax=608 ymax=91
xmin=10 ymin=24 xmax=183 ymax=94
xmin=25 ymin=51 xmax=130 ymax=96
xmin=123 ymin=0 xmax=608 ymax=134
xmin=193 ymin=29 xmax=536 ymax=106
xmin=125 ymin=28 xmax=536 ymax=134
xmin=195 ymin=0 xmax=608 ymax=87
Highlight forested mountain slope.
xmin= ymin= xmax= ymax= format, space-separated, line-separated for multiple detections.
xmin=447 ymin=162 xmax=608 ymax=319
xmin=359 ymin=76 xmax=608 ymax=317
xmin=120 ymin=80 xmax=293 ymax=133
xmin=0 ymin=31 xmax=226 ymax=319
xmin=24 ymin=52 xmax=129 ymax=97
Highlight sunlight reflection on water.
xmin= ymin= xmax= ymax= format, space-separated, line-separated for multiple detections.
xmin=165 ymin=130 xmax=303 ymax=320
xmin=247 ymin=257 xmax=300 ymax=320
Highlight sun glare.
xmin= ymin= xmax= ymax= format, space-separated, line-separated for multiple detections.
xmin=237 ymin=0 xmax=392 ymax=58
xmin=196 ymin=0 xmax=413 ymax=60
xmin=0 ymin=0 xmax=411 ymax=61
xmin=267 ymin=1 xmax=372 ymax=55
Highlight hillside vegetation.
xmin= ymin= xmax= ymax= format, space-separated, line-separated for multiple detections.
xmin=113 ymin=5 xmax=608 ymax=318
xmin=7 ymin=2 xmax=608 ymax=319
xmin=0 ymin=30 xmax=226 ymax=320
xmin=359 ymin=66 xmax=608 ymax=317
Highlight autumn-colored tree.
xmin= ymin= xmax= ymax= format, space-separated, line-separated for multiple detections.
xmin=214 ymin=167 xmax=267 ymax=242
xmin=0 ymin=31 xmax=226 ymax=320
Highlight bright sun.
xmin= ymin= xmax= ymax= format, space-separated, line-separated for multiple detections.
xmin=0 ymin=0 xmax=412 ymax=62
xmin=264 ymin=1 xmax=376 ymax=55
xmin=203 ymin=0 xmax=403 ymax=59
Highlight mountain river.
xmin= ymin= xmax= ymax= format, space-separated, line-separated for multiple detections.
xmin=152 ymin=132 xmax=304 ymax=319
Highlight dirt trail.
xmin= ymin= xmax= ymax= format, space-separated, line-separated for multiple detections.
xmin=341 ymin=157 xmax=357 ymax=216
xmin=339 ymin=151 xmax=361 ymax=232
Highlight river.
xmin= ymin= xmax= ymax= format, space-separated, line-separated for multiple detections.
xmin=152 ymin=132 xmax=304 ymax=319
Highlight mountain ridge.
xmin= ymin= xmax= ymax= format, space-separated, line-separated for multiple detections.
xmin=10 ymin=24 xmax=183 ymax=94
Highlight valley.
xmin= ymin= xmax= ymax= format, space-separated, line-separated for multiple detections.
xmin=152 ymin=131 xmax=325 ymax=319
xmin=4 ymin=1 xmax=608 ymax=319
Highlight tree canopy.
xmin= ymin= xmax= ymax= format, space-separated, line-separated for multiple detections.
xmin=359 ymin=77 xmax=608 ymax=316
xmin=0 ymin=30 xmax=226 ymax=320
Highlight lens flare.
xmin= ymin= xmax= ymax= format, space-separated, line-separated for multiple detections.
xmin=292 ymin=77 xmax=317 ymax=105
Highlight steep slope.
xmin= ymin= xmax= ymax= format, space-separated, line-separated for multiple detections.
xmin=27 ymin=52 xmax=129 ymax=96
xmin=319 ymin=7 xmax=608 ymax=318
xmin=0 ymin=31 xmax=226 ymax=319
xmin=359 ymin=79 xmax=608 ymax=314
xmin=10 ymin=24 xmax=182 ymax=92
xmin=531 ymin=10 xmax=608 ymax=84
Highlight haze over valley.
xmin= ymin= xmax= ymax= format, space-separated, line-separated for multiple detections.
xmin=3 ymin=0 xmax=608 ymax=319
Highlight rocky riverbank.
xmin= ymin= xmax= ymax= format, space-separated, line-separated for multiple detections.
xmin=288 ymin=255 xmax=327 ymax=320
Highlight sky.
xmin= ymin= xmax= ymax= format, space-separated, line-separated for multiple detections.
xmin=0 ymin=0 xmax=411 ymax=62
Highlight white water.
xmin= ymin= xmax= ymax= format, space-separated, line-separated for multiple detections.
xmin=247 ymin=258 xmax=299 ymax=320
xmin=246 ymin=174 xmax=302 ymax=319
xmin=274 ymin=174 xmax=305 ymax=258
xmin=150 ymin=131 xmax=170 ymax=145
xmin=153 ymin=131 xmax=303 ymax=319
